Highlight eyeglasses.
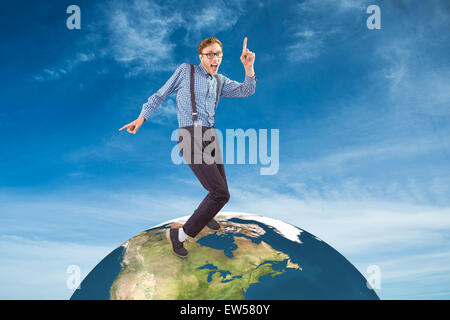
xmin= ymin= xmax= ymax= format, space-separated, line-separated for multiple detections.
xmin=201 ymin=52 xmax=223 ymax=59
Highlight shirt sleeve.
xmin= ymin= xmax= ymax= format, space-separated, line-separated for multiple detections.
xmin=139 ymin=63 xmax=187 ymax=121
xmin=220 ymin=74 xmax=257 ymax=98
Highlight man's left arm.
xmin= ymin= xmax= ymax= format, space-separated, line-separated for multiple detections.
xmin=221 ymin=36 xmax=257 ymax=98
xmin=221 ymin=74 xmax=257 ymax=98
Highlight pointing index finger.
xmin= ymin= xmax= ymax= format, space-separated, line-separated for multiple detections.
xmin=242 ymin=37 xmax=247 ymax=54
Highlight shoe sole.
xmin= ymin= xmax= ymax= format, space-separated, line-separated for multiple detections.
xmin=166 ymin=228 xmax=188 ymax=258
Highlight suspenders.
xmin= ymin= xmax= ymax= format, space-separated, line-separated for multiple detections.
xmin=190 ymin=64 xmax=220 ymax=127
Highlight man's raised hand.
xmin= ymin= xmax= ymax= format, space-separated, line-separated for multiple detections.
xmin=240 ymin=37 xmax=255 ymax=75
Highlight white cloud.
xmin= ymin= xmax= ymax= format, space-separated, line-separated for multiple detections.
xmin=286 ymin=0 xmax=367 ymax=62
xmin=98 ymin=0 xmax=250 ymax=76
xmin=287 ymin=30 xmax=325 ymax=61
xmin=371 ymin=1 xmax=450 ymax=117
xmin=105 ymin=0 xmax=184 ymax=76
xmin=0 ymin=235 xmax=112 ymax=299
xmin=33 ymin=52 xmax=96 ymax=82
xmin=279 ymin=134 xmax=447 ymax=182
xmin=224 ymin=180 xmax=450 ymax=249
xmin=360 ymin=250 xmax=450 ymax=299
xmin=62 ymin=132 xmax=137 ymax=163
xmin=298 ymin=0 xmax=367 ymax=13
xmin=185 ymin=4 xmax=243 ymax=35
xmin=32 ymin=0 xmax=251 ymax=79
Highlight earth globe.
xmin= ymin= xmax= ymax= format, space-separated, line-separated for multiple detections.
xmin=70 ymin=212 xmax=380 ymax=300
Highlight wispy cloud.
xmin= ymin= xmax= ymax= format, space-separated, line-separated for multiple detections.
xmin=184 ymin=2 xmax=245 ymax=36
xmin=33 ymin=52 xmax=96 ymax=82
xmin=103 ymin=0 xmax=184 ymax=76
xmin=376 ymin=39 xmax=450 ymax=116
xmin=0 ymin=186 xmax=201 ymax=243
xmin=359 ymin=250 xmax=450 ymax=299
xmin=298 ymin=0 xmax=367 ymax=13
xmin=0 ymin=235 xmax=112 ymax=299
xmin=286 ymin=0 xmax=368 ymax=62
xmin=31 ymin=0 xmax=252 ymax=80
xmin=226 ymin=182 xmax=450 ymax=253
xmin=62 ymin=133 xmax=137 ymax=163
xmin=95 ymin=0 xmax=250 ymax=76
xmin=287 ymin=29 xmax=326 ymax=61
xmin=282 ymin=134 xmax=447 ymax=176
xmin=371 ymin=1 xmax=450 ymax=117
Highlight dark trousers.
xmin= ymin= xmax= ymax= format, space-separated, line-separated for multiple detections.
xmin=177 ymin=125 xmax=230 ymax=238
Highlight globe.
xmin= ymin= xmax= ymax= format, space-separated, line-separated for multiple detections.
xmin=70 ymin=212 xmax=380 ymax=300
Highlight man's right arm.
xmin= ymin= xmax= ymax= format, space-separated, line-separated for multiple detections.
xmin=139 ymin=63 xmax=186 ymax=121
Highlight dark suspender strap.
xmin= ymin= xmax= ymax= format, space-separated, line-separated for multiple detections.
xmin=213 ymin=74 xmax=220 ymax=112
xmin=190 ymin=64 xmax=221 ymax=126
xmin=190 ymin=64 xmax=198 ymax=126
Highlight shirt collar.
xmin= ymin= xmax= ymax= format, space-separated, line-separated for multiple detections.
xmin=198 ymin=63 xmax=212 ymax=79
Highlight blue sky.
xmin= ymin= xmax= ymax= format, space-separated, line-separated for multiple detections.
xmin=1 ymin=0 xmax=450 ymax=299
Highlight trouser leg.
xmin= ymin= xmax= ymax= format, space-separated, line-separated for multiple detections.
xmin=178 ymin=126 xmax=230 ymax=238
xmin=182 ymin=162 xmax=230 ymax=237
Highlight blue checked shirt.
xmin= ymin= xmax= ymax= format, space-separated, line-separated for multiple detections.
xmin=139 ymin=62 xmax=257 ymax=127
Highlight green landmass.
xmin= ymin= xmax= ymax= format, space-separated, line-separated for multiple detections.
xmin=110 ymin=222 xmax=301 ymax=300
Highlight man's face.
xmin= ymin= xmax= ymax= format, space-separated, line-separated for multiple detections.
xmin=199 ymin=43 xmax=223 ymax=75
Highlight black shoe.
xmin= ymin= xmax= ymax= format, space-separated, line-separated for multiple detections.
xmin=206 ymin=219 xmax=220 ymax=231
xmin=166 ymin=228 xmax=188 ymax=258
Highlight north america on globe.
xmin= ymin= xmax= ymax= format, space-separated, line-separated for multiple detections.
xmin=71 ymin=212 xmax=380 ymax=300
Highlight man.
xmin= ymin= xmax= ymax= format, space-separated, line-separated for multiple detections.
xmin=119 ymin=36 xmax=256 ymax=257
